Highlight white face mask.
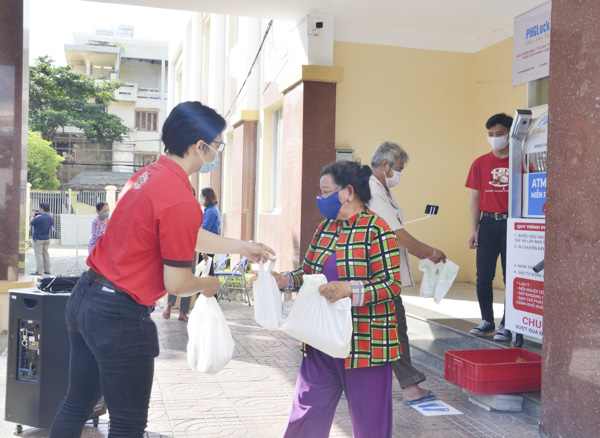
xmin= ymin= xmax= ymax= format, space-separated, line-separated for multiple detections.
xmin=199 ymin=197 xmax=206 ymax=206
xmin=386 ymin=170 xmax=403 ymax=188
xmin=487 ymin=134 xmax=509 ymax=151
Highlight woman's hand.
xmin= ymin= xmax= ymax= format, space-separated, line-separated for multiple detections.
xmin=249 ymin=269 xmax=286 ymax=290
xmin=242 ymin=241 xmax=276 ymax=263
xmin=319 ymin=281 xmax=352 ymax=303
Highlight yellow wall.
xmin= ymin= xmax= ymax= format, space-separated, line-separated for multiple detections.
xmin=334 ymin=38 xmax=526 ymax=285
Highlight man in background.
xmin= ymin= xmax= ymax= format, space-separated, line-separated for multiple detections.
xmin=368 ymin=141 xmax=446 ymax=406
xmin=466 ymin=113 xmax=513 ymax=342
xmin=30 ymin=202 xmax=53 ymax=275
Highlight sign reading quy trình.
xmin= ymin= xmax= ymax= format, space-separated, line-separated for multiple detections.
xmin=505 ymin=219 xmax=545 ymax=339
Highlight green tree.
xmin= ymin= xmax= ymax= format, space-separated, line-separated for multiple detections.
xmin=29 ymin=55 xmax=129 ymax=144
xmin=27 ymin=130 xmax=64 ymax=189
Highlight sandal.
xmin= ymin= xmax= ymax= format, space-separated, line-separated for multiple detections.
xmin=178 ymin=313 xmax=189 ymax=322
xmin=162 ymin=307 xmax=171 ymax=319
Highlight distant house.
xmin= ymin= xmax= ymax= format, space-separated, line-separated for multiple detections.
xmin=56 ymin=24 xmax=168 ymax=187
xmin=64 ymin=171 xmax=134 ymax=191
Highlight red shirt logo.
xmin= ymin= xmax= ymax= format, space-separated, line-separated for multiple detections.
xmin=133 ymin=171 xmax=149 ymax=190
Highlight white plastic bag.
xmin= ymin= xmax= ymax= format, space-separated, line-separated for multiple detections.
xmin=282 ymin=274 xmax=353 ymax=358
xmin=418 ymin=259 xmax=460 ymax=304
xmin=187 ymin=294 xmax=235 ymax=373
xmin=253 ymin=260 xmax=284 ymax=329
xmin=195 ymin=257 xmax=212 ymax=277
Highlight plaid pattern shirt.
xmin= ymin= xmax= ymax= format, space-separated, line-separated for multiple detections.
xmin=284 ymin=209 xmax=402 ymax=369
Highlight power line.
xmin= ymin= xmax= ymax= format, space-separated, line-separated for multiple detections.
xmin=61 ymin=161 xmax=151 ymax=169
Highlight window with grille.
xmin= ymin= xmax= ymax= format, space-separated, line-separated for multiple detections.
xmin=134 ymin=153 xmax=157 ymax=168
xmin=135 ymin=111 xmax=158 ymax=132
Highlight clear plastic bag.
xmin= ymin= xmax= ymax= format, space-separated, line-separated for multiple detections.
xmin=195 ymin=257 xmax=212 ymax=277
xmin=282 ymin=274 xmax=353 ymax=358
xmin=187 ymin=295 xmax=235 ymax=373
xmin=418 ymin=259 xmax=460 ymax=304
xmin=253 ymin=260 xmax=284 ymax=329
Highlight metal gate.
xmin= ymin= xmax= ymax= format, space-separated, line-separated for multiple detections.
xmin=30 ymin=190 xmax=107 ymax=239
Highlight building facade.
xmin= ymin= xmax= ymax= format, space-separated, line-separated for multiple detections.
xmin=170 ymin=14 xmax=341 ymax=271
xmin=169 ymin=12 xmax=529 ymax=280
xmin=61 ymin=25 xmax=168 ymax=188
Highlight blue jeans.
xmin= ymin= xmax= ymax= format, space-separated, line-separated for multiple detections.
xmin=50 ymin=272 xmax=159 ymax=437
xmin=476 ymin=216 xmax=507 ymax=325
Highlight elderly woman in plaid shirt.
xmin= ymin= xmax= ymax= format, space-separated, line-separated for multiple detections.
xmin=269 ymin=160 xmax=402 ymax=438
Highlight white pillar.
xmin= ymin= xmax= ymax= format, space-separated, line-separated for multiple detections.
xmin=191 ymin=13 xmax=204 ymax=101
xmin=161 ymin=59 xmax=166 ymax=101
xmin=240 ymin=17 xmax=261 ymax=111
xmin=209 ymin=14 xmax=226 ymax=114
xmin=105 ymin=185 xmax=117 ymax=212
xmin=85 ymin=57 xmax=91 ymax=76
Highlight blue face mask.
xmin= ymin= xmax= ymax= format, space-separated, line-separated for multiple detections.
xmin=317 ymin=190 xmax=345 ymax=220
xmin=198 ymin=149 xmax=220 ymax=174
xmin=99 ymin=211 xmax=110 ymax=219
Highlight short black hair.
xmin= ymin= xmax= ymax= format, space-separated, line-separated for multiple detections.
xmin=320 ymin=160 xmax=373 ymax=204
xmin=486 ymin=113 xmax=514 ymax=130
xmin=39 ymin=202 xmax=50 ymax=212
xmin=201 ymin=187 xmax=218 ymax=206
xmin=96 ymin=202 xmax=107 ymax=211
xmin=161 ymin=101 xmax=226 ymax=157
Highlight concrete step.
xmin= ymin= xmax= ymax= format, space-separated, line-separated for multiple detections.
xmin=405 ymin=307 xmax=542 ymax=419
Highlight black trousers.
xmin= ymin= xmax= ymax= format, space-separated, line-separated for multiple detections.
xmin=475 ymin=216 xmax=507 ymax=325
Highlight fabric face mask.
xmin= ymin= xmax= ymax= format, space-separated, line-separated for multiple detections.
xmin=99 ymin=211 xmax=109 ymax=219
xmin=199 ymin=197 xmax=206 ymax=206
xmin=386 ymin=170 xmax=403 ymax=188
xmin=487 ymin=134 xmax=509 ymax=151
xmin=198 ymin=149 xmax=220 ymax=174
xmin=317 ymin=190 xmax=345 ymax=220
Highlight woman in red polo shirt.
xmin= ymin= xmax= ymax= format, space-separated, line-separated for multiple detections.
xmin=51 ymin=102 xmax=274 ymax=438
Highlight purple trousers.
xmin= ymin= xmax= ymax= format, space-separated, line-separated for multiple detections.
xmin=284 ymin=346 xmax=393 ymax=438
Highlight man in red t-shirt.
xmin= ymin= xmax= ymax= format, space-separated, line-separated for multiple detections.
xmin=465 ymin=113 xmax=513 ymax=342
xmin=51 ymin=102 xmax=274 ymax=437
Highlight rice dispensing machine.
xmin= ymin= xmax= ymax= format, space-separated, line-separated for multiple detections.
xmin=506 ymin=106 xmax=548 ymax=347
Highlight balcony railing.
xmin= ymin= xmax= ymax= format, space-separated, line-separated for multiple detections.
xmin=138 ymin=87 xmax=164 ymax=100
xmin=115 ymin=83 xmax=138 ymax=102
xmin=113 ymin=84 xmax=168 ymax=102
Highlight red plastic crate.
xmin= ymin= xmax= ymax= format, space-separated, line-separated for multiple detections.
xmin=444 ymin=348 xmax=541 ymax=395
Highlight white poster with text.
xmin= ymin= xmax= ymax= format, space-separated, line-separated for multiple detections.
xmin=513 ymin=2 xmax=551 ymax=86
xmin=505 ymin=219 xmax=545 ymax=339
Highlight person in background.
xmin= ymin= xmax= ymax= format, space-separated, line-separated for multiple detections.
xmin=199 ymin=187 xmax=221 ymax=276
xmin=50 ymin=101 xmax=274 ymax=438
xmin=88 ymin=202 xmax=110 ymax=253
xmin=368 ymin=141 xmax=446 ymax=405
xmin=466 ymin=113 xmax=513 ymax=342
xmin=259 ymin=160 xmax=402 ymax=438
xmin=162 ymin=187 xmax=198 ymax=322
xmin=30 ymin=202 xmax=54 ymax=275
xmin=163 ymin=186 xmax=222 ymax=320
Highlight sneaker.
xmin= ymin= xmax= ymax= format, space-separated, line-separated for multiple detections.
xmin=493 ymin=325 xmax=512 ymax=342
xmin=469 ymin=320 xmax=495 ymax=336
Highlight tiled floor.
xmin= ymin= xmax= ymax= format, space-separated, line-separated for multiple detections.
xmin=0 ymin=246 xmax=541 ymax=437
